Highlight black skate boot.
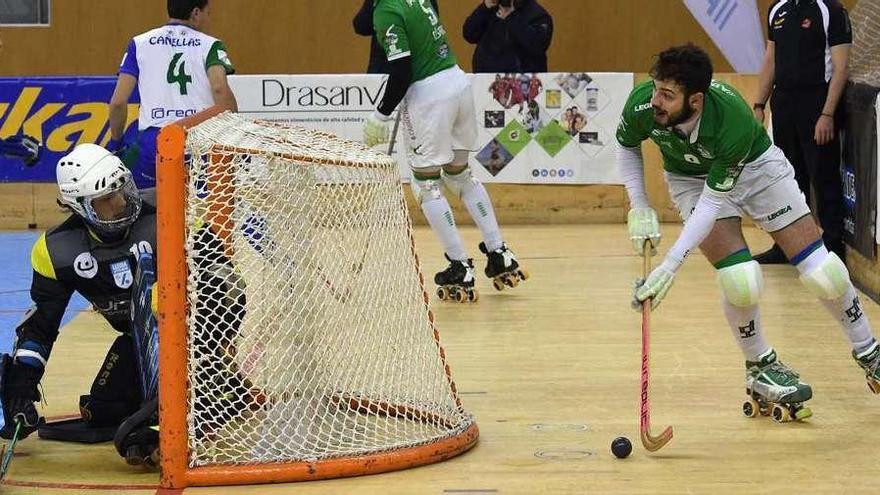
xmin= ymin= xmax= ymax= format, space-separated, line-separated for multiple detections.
xmin=434 ymin=255 xmax=478 ymax=303
xmin=113 ymin=397 xmax=159 ymax=468
xmin=479 ymin=242 xmax=529 ymax=291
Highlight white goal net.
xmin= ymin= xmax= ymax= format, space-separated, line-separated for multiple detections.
xmin=179 ymin=112 xmax=474 ymax=468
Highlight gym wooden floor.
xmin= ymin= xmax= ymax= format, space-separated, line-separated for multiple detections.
xmin=3 ymin=224 xmax=879 ymax=494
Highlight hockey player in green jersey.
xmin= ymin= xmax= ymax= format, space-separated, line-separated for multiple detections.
xmin=364 ymin=0 xmax=528 ymax=302
xmin=619 ymin=44 xmax=880 ymax=421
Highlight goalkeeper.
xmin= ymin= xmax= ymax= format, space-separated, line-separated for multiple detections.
xmin=0 ymin=144 xmax=253 ymax=466
xmin=364 ymin=0 xmax=527 ymax=302
xmin=621 ymin=45 xmax=880 ymax=411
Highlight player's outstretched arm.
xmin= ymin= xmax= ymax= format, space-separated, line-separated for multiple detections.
xmin=633 ymin=185 xmax=725 ymax=310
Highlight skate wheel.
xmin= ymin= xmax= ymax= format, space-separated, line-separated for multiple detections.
xmin=437 ymin=287 xmax=450 ymax=301
xmin=518 ymin=269 xmax=530 ymax=281
xmin=794 ymin=406 xmax=812 ymax=421
xmin=492 ymin=278 xmax=505 ymax=291
xmin=468 ymin=290 xmax=479 ymax=302
xmin=867 ymin=379 xmax=880 ymax=394
xmin=505 ymin=275 xmax=519 ymax=288
xmin=742 ymin=398 xmax=759 ymax=418
xmin=454 ymin=290 xmax=469 ymax=303
xmin=771 ymin=404 xmax=791 ymax=423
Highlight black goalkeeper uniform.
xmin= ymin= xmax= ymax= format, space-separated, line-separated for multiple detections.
xmin=21 ymin=194 xmax=158 ymax=425
xmin=19 ymin=192 xmax=247 ymax=428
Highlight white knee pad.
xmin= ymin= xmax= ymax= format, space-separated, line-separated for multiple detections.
xmin=799 ymin=251 xmax=850 ymax=300
xmin=441 ymin=167 xmax=479 ymax=199
xmin=451 ymin=150 xmax=470 ymax=166
xmin=717 ymin=260 xmax=764 ymax=307
xmin=410 ymin=176 xmax=444 ymax=204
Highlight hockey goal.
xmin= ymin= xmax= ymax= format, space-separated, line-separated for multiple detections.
xmin=155 ymin=109 xmax=478 ymax=488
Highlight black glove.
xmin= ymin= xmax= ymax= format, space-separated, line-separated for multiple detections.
xmin=0 ymin=359 xmax=45 ymax=440
xmin=0 ymin=134 xmax=41 ymax=167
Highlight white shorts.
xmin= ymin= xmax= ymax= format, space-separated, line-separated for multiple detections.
xmin=402 ymin=66 xmax=478 ymax=170
xmin=666 ymin=145 xmax=811 ymax=233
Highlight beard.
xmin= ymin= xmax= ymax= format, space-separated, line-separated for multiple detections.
xmin=654 ymin=100 xmax=696 ymax=128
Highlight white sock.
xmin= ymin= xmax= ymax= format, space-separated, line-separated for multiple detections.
xmin=795 ymin=245 xmax=875 ymax=353
xmin=461 ymin=181 xmax=503 ymax=252
xmin=722 ymin=298 xmax=770 ymax=362
xmin=820 ymin=285 xmax=875 ymax=353
xmin=421 ymin=196 xmax=468 ymax=261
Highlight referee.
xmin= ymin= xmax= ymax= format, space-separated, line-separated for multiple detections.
xmin=753 ymin=0 xmax=852 ymax=264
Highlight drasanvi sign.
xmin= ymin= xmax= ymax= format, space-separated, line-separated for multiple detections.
xmin=1 ymin=73 xmax=632 ymax=184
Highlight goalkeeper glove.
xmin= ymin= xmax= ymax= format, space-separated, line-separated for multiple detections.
xmin=0 ymin=134 xmax=41 ymax=167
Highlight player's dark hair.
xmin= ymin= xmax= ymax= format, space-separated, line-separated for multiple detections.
xmin=168 ymin=0 xmax=208 ymax=20
xmin=649 ymin=44 xmax=713 ymax=97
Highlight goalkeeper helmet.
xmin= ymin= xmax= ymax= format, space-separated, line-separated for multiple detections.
xmin=56 ymin=143 xmax=142 ymax=238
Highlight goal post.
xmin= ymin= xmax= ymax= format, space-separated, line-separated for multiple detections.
xmin=155 ymin=108 xmax=479 ymax=488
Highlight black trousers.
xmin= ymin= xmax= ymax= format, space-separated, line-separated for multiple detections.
xmin=80 ymin=334 xmax=142 ymax=427
xmin=770 ymin=85 xmax=845 ymax=257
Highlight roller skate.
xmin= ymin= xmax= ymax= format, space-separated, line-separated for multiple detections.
xmin=853 ymin=340 xmax=880 ymax=394
xmin=742 ymin=349 xmax=813 ymax=423
xmin=435 ymin=255 xmax=479 ymax=303
xmin=479 ymin=242 xmax=529 ymax=291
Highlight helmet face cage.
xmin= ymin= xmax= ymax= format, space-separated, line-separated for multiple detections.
xmin=78 ymin=172 xmax=142 ymax=236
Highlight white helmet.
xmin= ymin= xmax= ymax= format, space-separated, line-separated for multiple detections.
xmin=57 ymin=143 xmax=142 ymax=237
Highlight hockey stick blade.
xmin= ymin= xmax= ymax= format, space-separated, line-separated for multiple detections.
xmin=639 ymin=240 xmax=673 ymax=452
xmin=0 ymin=420 xmax=22 ymax=481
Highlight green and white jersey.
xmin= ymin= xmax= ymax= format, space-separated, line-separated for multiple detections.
xmin=373 ymin=0 xmax=456 ymax=83
xmin=616 ymin=80 xmax=772 ymax=193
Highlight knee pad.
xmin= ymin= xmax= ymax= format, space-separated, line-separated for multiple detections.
xmin=80 ymin=394 xmax=139 ymax=427
xmin=717 ymin=260 xmax=763 ymax=307
xmin=410 ymin=175 xmax=444 ymax=204
xmin=451 ymin=150 xmax=470 ymax=166
xmin=799 ymin=251 xmax=850 ymax=300
xmin=441 ymin=167 xmax=479 ymax=199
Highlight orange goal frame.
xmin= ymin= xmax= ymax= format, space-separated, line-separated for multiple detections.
xmin=155 ymin=108 xmax=479 ymax=488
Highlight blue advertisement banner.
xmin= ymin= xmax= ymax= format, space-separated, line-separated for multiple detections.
xmin=0 ymin=77 xmax=140 ymax=182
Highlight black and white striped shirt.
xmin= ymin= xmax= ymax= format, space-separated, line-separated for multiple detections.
xmin=768 ymin=0 xmax=852 ymax=90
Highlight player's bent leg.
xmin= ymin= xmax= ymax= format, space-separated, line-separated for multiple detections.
xmin=441 ymin=157 xmax=503 ymax=251
xmin=781 ymin=231 xmax=880 ymax=393
xmin=441 ymin=158 xmax=526 ymax=290
xmin=83 ymin=335 xmax=141 ymax=428
xmin=716 ymin=253 xmax=772 ymax=361
xmin=411 ymin=167 xmax=477 ymax=302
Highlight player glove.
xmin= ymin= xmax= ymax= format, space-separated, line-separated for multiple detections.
xmin=627 ymin=207 xmax=660 ymax=256
xmin=0 ymin=355 xmax=45 ymax=440
xmin=632 ymin=260 xmax=677 ymax=311
xmin=363 ymin=110 xmax=393 ymax=148
xmin=0 ymin=134 xmax=41 ymax=167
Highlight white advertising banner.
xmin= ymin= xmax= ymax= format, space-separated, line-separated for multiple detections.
xmin=228 ymin=72 xmax=632 ymax=184
xmin=684 ymin=0 xmax=765 ymax=74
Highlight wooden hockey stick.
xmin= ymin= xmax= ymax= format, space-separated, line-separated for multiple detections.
xmin=640 ymin=240 xmax=673 ymax=452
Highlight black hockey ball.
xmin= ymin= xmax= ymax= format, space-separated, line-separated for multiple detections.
xmin=611 ymin=436 xmax=632 ymax=459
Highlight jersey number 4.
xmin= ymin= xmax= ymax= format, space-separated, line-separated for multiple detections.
xmin=167 ymin=52 xmax=193 ymax=95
